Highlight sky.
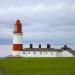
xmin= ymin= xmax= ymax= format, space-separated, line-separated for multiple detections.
xmin=0 ymin=0 xmax=75 ymax=52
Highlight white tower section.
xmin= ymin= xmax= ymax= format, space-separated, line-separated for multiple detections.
xmin=13 ymin=33 xmax=23 ymax=44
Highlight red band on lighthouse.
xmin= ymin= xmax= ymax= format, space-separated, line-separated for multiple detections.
xmin=13 ymin=44 xmax=23 ymax=51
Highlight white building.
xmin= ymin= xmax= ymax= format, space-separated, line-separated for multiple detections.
xmin=12 ymin=48 xmax=74 ymax=57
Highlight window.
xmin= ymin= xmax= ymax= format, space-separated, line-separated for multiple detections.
xmin=40 ymin=51 xmax=42 ymax=55
xmin=46 ymin=51 xmax=47 ymax=55
xmin=23 ymin=51 xmax=25 ymax=54
xmin=51 ymin=51 xmax=53 ymax=55
xmin=29 ymin=51 xmax=30 ymax=54
xmin=34 ymin=51 xmax=35 ymax=54
xmin=14 ymin=25 xmax=17 ymax=32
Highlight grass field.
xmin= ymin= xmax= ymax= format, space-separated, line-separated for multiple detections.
xmin=0 ymin=57 xmax=75 ymax=75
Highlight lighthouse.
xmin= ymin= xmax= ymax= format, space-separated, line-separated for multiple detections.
xmin=12 ymin=20 xmax=23 ymax=56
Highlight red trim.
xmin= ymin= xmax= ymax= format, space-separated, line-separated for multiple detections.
xmin=13 ymin=44 xmax=23 ymax=51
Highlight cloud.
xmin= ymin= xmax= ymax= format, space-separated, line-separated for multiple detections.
xmin=0 ymin=0 xmax=75 ymax=47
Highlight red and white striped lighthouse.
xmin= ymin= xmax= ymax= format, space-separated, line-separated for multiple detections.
xmin=12 ymin=20 xmax=23 ymax=56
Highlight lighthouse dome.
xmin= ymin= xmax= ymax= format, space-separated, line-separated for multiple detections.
xmin=14 ymin=20 xmax=22 ymax=33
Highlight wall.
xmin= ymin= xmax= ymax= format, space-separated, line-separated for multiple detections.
xmin=12 ymin=51 xmax=61 ymax=57
xmin=12 ymin=51 xmax=73 ymax=57
xmin=61 ymin=51 xmax=73 ymax=57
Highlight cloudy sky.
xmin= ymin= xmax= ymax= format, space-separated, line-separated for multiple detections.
xmin=0 ymin=0 xmax=75 ymax=49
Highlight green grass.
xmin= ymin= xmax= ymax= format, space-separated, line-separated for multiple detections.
xmin=0 ymin=57 xmax=75 ymax=75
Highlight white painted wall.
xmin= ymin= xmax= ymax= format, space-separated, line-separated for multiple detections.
xmin=12 ymin=50 xmax=73 ymax=57
xmin=21 ymin=51 xmax=57 ymax=57
xmin=12 ymin=51 xmax=22 ymax=56
xmin=13 ymin=34 xmax=23 ymax=44
xmin=61 ymin=51 xmax=73 ymax=57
